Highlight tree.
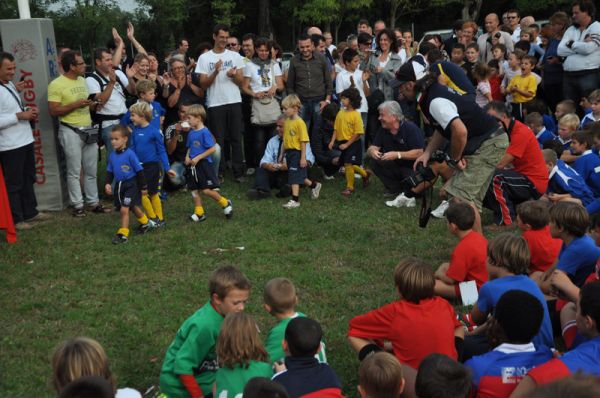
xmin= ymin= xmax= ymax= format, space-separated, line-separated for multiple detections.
xmin=257 ymin=0 xmax=272 ymax=37
xmin=332 ymin=0 xmax=373 ymax=41
xmin=211 ymin=0 xmax=244 ymax=27
xmin=516 ymin=0 xmax=570 ymax=13
xmin=385 ymin=0 xmax=430 ymax=28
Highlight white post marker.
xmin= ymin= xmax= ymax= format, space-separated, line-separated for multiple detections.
xmin=17 ymin=0 xmax=31 ymax=19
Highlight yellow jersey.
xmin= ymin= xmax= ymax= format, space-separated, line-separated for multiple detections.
xmin=283 ymin=117 xmax=309 ymax=150
xmin=334 ymin=109 xmax=364 ymax=141
xmin=508 ymin=74 xmax=537 ymax=104
xmin=48 ymin=75 xmax=92 ymax=126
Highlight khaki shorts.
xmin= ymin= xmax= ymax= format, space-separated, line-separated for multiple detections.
xmin=445 ymin=131 xmax=509 ymax=211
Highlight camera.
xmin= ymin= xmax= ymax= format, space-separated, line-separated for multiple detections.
xmin=401 ymin=150 xmax=451 ymax=189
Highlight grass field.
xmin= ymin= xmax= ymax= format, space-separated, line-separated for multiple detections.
xmin=1 ymin=172 xmax=482 ymax=397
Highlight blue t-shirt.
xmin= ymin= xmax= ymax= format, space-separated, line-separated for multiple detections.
xmin=572 ymin=151 xmax=600 ymax=196
xmin=556 ymin=235 xmax=600 ymax=287
xmin=580 ymin=113 xmax=600 ymax=130
xmin=560 ymin=335 xmax=600 ymax=375
xmin=548 ymin=160 xmax=595 ymax=206
xmin=121 ymin=100 xmax=165 ymax=130
xmin=107 ymin=148 xmax=143 ymax=182
xmin=186 ymin=127 xmax=216 ymax=163
xmin=542 ymin=114 xmax=556 ymax=136
xmin=129 ymin=123 xmax=171 ymax=170
xmin=535 ymin=127 xmax=555 ymax=149
xmin=477 ymin=275 xmax=554 ymax=348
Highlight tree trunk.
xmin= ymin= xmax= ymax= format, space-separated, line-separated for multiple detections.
xmin=258 ymin=0 xmax=272 ymax=37
xmin=389 ymin=0 xmax=399 ymax=29
xmin=462 ymin=0 xmax=483 ymax=21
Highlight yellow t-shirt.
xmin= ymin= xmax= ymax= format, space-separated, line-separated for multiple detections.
xmin=48 ymin=75 xmax=92 ymax=126
xmin=334 ymin=109 xmax=364 ymax=141
xmin=508 ymin=73 xmax=537 ymax=104
xmin=283 ymin=117 xmax=309 ymax=151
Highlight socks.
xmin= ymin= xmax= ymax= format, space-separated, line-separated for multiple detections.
xmin=141 ymin=195 xmax=157 ymax=219
xmin=292 ymin=195 xmax=299 ymax=202
xmin=310 ymin=181 xmax=317 ymax=189
xmin=562 ymin=320 xmax=578 ymax=349
xmin=117 ymin=227 xmax=129 ymax=237
xmin=353 ymin=165 xmax=367 ymax=177
xmin=194 ymin=206 xmax=205 ymax=216
xmin=218 ymin=196 xmax=228 ymax=208
xmin=137 ymin=214 xmax=149 ymax=225
xmin=345 ymin=166 xmax=355 ymax=190
xmin=150 ymin=194 xmax=164 ymax=221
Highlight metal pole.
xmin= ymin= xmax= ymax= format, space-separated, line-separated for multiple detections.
xmin=17 ymin=0 xmax=31 ymax=19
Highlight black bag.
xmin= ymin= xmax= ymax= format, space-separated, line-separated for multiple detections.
xmin=367 ymin=89 xmax=385 ymax=114
xmin=61 ymin=123 xmax=99 ymax=145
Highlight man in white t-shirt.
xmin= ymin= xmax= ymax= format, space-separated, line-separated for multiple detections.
xmin=197 ymin=24 xmax=245 ymax=181
xmin=86 ymin=48 xmax=135 ymax=156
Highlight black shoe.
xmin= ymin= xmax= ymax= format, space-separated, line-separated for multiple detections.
xmin=112 ymin=233 xmax=128 ymax=244
xmin=72 ymin=208 xmax=86 ymax=217
xmin=155 ymin=218 xmax=166 ymax=228
xmin=247 ymin=189 xmax=271 ymax=200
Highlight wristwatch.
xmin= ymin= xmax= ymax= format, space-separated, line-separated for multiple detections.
xmin=397 ymin=151 xmax=402 ymax=159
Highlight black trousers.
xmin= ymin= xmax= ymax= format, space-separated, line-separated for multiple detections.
xmin=253 ymin=167 xmax=288 ymax=192
xmin=246 ymin=124 xmax=276 ymax=169
xmin=208 ymin=103 xmax=244 ymax=178
xmin=371 ymin=159 xmax=414 ymax=194
xmin=0 ymin=143 xmax=38 ymax=223
xmin=483 ymin=169 xmax=541 ymax=226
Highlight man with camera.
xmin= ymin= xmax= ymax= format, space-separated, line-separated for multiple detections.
xmin=395 ymin=62 xmax=509 ymax=231
xmin=477 ymin=13 xmax=514 ymax=63
xmin=366 ymin=101 xmax=424 ymax=205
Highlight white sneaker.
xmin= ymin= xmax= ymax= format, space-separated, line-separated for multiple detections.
xmin=324 ymin=174 xmax=335 ymax=180
xmin=385 ymin=193 xmax=416 ymax=208
xmin=223 ymin=200 xmax=233 ymax=219
xmin=311 ymin=182 xmax=322 ymax=199
xmin=282 ymin=200 xmax=301 ymax=209
xmin=431 ymin=200 xmax=450 ymax=218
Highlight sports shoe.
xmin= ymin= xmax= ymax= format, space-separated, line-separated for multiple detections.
xmin=282 ymin=200 xmax=301 ymax=209
xmin=112 ymin=233 xmax=128 ymax=244
xmin=362 ymin=170 xmax=372 ymax=188
xmin=247 ymin=188 xmax=271 ymax=200
xmin=156 ymin=219 xmax=167 ymax=228
xmin=431 ymin=200 xmax=449 ymax=218
xmin=385 ymin=193 xmax=416 ymax=208
xmin=246 ymin=167 xmax=255 ymax=176
xmin=72 ymin=208 xmax=86 ymax=217
xmin=311 ymin=182 xmax=322 ymax=199
xmin=341 ymin=188 xmax=354 ymax=196
xmin=223 ymin=200 xmax=233 ymax=219
xmin=190 ymin=213 xmax=207 ymax=222
xmin=15 ymin=221 xmax=35 ymax=230
xmin=137 ymin=221 xmax=155 ymax=234
xmin=28 ymin=212 xmax=52 ymax=222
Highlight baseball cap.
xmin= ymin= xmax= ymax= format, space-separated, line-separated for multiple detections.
xmin=390 ymin=61 xmax=427 ymax=89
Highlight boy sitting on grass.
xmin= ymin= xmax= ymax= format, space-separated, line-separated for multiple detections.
xmin=159 ymin=266 xmax=251 ymax=398
xmin=434 ymin=202 xmax=488 ymax=300
xmin=263 ymin=277 xmax=326 ymax=364
xmin=358 ymin=352 xmax=405 ymax=398
xmin=571 ymin=131 xmax=600 ymax=196
xmin=348 ymin=258 xmax=464 ymax=369
xmin=543 ymin=149 xmax=595 ymax=208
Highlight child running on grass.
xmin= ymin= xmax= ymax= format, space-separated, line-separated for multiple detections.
xmin=105 ymin=125 xmax=152 ymax=244
xmin=329 ymin=87 xmax=370 ymax=196
xmin=184 ymin=104 xmax=233 ymax=222
xmin=214 ymin=313 xmax=273 ymax=398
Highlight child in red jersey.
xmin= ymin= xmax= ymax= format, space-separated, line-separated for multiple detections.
xmin=434 ymin=202 xmax=488 ymax=299
xmin=516 ymin=201 xmax=562 ymax=282
xmin=348 ymin=258 xmax=465 ymax=369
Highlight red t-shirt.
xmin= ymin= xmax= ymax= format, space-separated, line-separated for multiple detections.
xmin=490 ymin=75 xmax=503 ymax=101
xmin=446 ymin=231 xmax=488 ymax=289
xmin=348 ymin=297 xmax=460 ymax=369
xmin=523 ymin=226 xmax=562 ymax=273
xmin=507 ymin=120 xmax=549 ymax=194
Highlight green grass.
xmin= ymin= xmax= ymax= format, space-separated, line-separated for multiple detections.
xmin=0 ymin=173 xmax=483 ymax=397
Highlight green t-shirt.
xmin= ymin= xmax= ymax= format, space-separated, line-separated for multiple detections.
xmin=265 ymin=312 xmax=327 ymax=364
xmin=159 ymin=302 xmax=223 ymax=398
xmin=215 ymin=360 xmax=273 ymax=398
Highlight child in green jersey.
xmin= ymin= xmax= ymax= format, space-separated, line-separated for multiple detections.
xmin=214 ymin=313 xmax=273 ymax=397
xmin=159 ymin=266 xmax=251 ymax=398
xmin=263 ymin=277 xmax=327 ymax=364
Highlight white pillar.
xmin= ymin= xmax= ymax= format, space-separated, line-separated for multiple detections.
xmin=17 ymin=0 xmax=31 ymax=19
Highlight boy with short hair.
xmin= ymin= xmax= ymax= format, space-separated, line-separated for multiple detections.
xmin=159 ymin=266 xmax=251 ymax=398
xmin=263 ymin=277 xmax=326 ymax=364
xmin=580 ymin=89 xmax=600 ymax=130
xmin=571 ymin=131 xmax=600 ymax=196
xmin=121 ymin=79 xmax=165 ymax=130
xmin=516 ymin=201 xmax=562 ymax=278
xmin=543 ymin=149 xmax=595 ymax=207
xmin=501 ymin=50 xmax=524 ymax=103
xmin=358 ymin=352 xmax=405 ymax=398
xmin=511 ymin=282 xmax=600 ymax=397
xmin=451 ymin=43 xmax=466 ymax=67
xmin=554 ymin=100 xmax=576 ymax=134
xmin=525 ymin=112 xmax=555 ymax=148
xmin=280 ymin=94 xmax=322 ymax=209
xmin=415 ymin=353 xmax=471 ymax=398
xmin=507 ymin=55 xmax=537 ymax=120
xmin=272 ymin=317 xmax=343 ymax=398
xmin=242 ymin=378 xmax=289 ymax=398
xmin=434 ymin=202 xmax=488 ymax=299
xmin=556 ymin=114 xmax=581 ymax=159
xmin=465 ymin=290 xmax=553 ymax=398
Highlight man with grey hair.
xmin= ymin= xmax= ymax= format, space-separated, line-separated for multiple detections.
xmin=366 ymin=101 xmax=425 ymax=204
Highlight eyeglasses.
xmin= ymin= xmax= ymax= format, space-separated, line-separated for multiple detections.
xmin=507 ymin=16 xmax=518 ymax=19
xmin=226 ymin=43 xmax=238 ymax=48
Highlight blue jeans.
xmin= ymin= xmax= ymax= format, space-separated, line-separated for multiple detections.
xmin=168 ymin=162 xmax=186 ymax=187
xmin=300 ymin=99 xmax=322 ymax=138
xmin=101 ymin=123 xmax=117 ymax=157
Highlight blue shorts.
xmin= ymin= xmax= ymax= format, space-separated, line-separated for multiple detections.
xmin=114 ymin=178 xmax=141 ymax=208
xmin=186 ymin=160 xmax=220 ymax=190
xmin=337 ymin=140 xmax=362 ymax=165
xmin=285 ymin=150 xmax=307 ymax=185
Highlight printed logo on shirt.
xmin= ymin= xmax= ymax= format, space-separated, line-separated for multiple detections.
xmin=501 ymin=366 xmax=530 ymax=384
xmin=209 ymin=60 xmax=234 ymax=71
xmin=121 ymin=165 xmax=131 ymax=173
xmin=193 ymin=140 xmax=201 ymax=147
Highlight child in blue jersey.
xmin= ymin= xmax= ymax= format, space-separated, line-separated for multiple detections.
xmin=510 ymin=282 xmax=600 ymax=397
xmin=120 ymin=79 xmax=165 ymax=131
xmin=570 ymin=131 xmax=600 ymax=196
xmin=464 ymin=233 xmax=554 ymax=360
xmin=465 ymin=290 xmax=553 ymax=398
xmin=580 ymin=89 xmax=600 ymax=130
xmin=129 ymin=102 xmax=176 ymax=227
xmin=525 ymin=112 xmax=555 ymax=149
xmin=543 ymin=149 xmax=595 ymax=207
xmin=184 ymin=104 xmax=233 ymax=222
xmin=556 ymin=113 xmax=580 ymax=162
xmin=104 ymin=125 xmax=152 ymax=244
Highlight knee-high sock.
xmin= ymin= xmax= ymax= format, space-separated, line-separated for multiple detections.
xmin=345 ymin=166 xmax=355 ymax=189
xmin=141 ymin=195 xmax=157 ymax=219
xmin=150 ymin=194 xmax=164 ymax=220
xmin=353 ymin=165 xmax=367 ymax=177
